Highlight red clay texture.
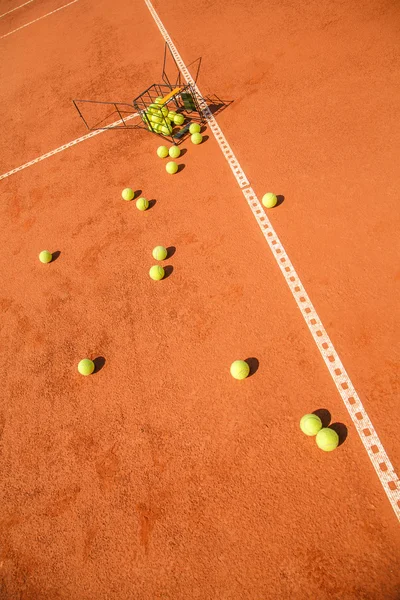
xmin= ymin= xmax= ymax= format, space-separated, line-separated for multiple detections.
xmin=0 ymin=0 xmax=399 ymax=598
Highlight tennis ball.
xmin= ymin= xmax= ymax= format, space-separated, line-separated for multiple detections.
xmin=136 ymin=197 xmax=149 ymax=211
xmin=122 ymin=188 xmax=135 ymax=201
xmin=78 ymin=358 xmax=95 ymax=376
xmin=169 ymin=145 xmax=181 ymax=159
xmin=168 ymin=111 xmax=177 ymax=120
xmin=160 ymin=124 xmax=173 ymax=136
xmin=166 ymin=161 xmax=178 ymax=174
xmin=39 ymin=250 xmax=52 ymax=263
xmin=315 ymin=428 xmax=339 ymax=452
xmin=150 ymin=114 xmax=163 ymax=125
xmin=262 ymin=193 xmax=278 ymax=208
xmin=191 ymin=133 xmax=203 ymax=145
xmin=160 ymin=106 xmax=169 ymax=117
xmin=157 ymin=146 xmax=169 ymax=158
xmin=300 ymin=414 xmax=323 ymax=436
xmin=152 ymin=245 xmax=168 ymax=260
xmin=230 ymin=360 xmax=250 ymax=380
xmin=189 ymin=123 xmax=201 ymax=134
xmin=149 ymin=265 xmax=165 ymax=280
xmin=173 ymin=114 xmax=185 ymax=125
xmin=155 ymin=97 xmax=163 ymax=104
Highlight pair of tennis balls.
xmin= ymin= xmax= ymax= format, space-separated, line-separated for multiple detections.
xmin=300 ymin=414 xmax=339 ymax=451
xmin=122 ymin=188 xmax=149 ymax=211
xmin=149 ymin=245 xmax=168 ymax=280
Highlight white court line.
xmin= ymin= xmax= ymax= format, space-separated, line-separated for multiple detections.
xmin=0 ymin=0 xmax=78 ymax=39
xmin=144 ymin=0 xmax=400 ymax=520
xmin=0 ymin=113 xmax=138 ymax=181
xmin=0 ymin=0 xmax=34 ymax=19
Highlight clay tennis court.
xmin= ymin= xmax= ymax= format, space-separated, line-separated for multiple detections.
xmin=1 ymin=0 xmax=399 ymax=597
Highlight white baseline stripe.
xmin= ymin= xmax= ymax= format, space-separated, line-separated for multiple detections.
xmin=0 ymin=0 xmax=34 ymax=19
xmin=0 ymin=113 xmax=138 ymax=181
xmin=144 ymin=0 xmax=400 ymax=520
xmin=0 ymin=0 xmax=78 ymax=39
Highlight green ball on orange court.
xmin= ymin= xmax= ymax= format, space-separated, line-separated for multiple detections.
xmin=166 ymin=161 xmax=178 ymax=174
xmin=122 ymin=188 xmax=135 ymax=201
xmin=39 ymin=250 xmax=52 ymax=263
xmin=136 ymin=197 xmax=149 ymax=211
xmin=230 ymin=360 xmax=250 ymax=380
xmin=189 ymin=123 xmax=201 ymax=134
xmin=191 ymin=132 xmax=203 ymax=145
xmin=316 ymin=428 xmax=339 ymax=452
xmin=169 ymin=145 xmax=181 ymax=159
xmin=300 ymin=414 xmax=322 ymax=436
xmin=152 ymin=245 xmax=168 ymax=260
xmin=173 ymin=114 xmax=185 ymax=126
xmin=262 ymin=193 xmax=278 ymax=208
xmin=78 ymin=358 xmax=95 ymax=376
xmin=149 ymin=265 xmax=165 ymax=280
xmin=157 ymin=145 xmax=169 ymax=158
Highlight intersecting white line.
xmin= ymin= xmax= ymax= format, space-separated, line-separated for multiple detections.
xmin=0 ymin=113 xmax=138 ymax=181
xmin=0 ymin=0 xmax=78 ymax=39
xmin=144 ymin=0 xmax=400 ymax=520
xmin=0 ymin=0 xmax=34 ymax=20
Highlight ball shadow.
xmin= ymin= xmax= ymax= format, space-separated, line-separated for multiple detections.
xmin=51 ymin=251 xmax=61 ymax=262
xmin=179 ymin=148 xmax=187 ymax=157
xmin=177 ymin=164 xmax=185 ymax=173
xmin=134 ymin=189 xmax=142 ymax=199
xmin=276 ymin=195 xmax=285 ymax=207
xmin=201 ymin=135 xmax=209 ymax=143
xmin=329 ymin=422 xmax=348 ymax=446
xmin=244 ymin=357 xmax=259 ymax=377
xmin=312 ymin=408 xmax=331 ymax=428
xmin=166 ymin=246 xmax=176 ymax=258
xmin=93 ymin=356 xmax=106 ymax=374
xmin=163 ymin=265 xmax=174 ymax=279
xmin=147 ymin=199 xmax=157 ymax=209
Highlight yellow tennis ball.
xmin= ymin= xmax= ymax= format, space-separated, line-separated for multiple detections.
xmin=173 ymin=114 xmax=185 ymax=125
xmin=136 ymin=197 xmax=149 ymax=211
xmin=160 ymin=124 xmax=173 ymax=135
xmin=149 ymin=265 xmax=165 ymax=280
xmin=166 ymin=161 xmax=178 ymax=174
xmin=152 ymin=245 xmax=168 ymax=261
xmin=39 ymin=250 xmax=52 ymax=263
xmin=78 ymin=358 xmax=95 ymax=376
xmin=160 ymin=106 xmax=169 ymax=117
xmin=230 ymin=360 xmax=250 ymax=380
xmin=189 ymin=123 xmax=201 ymax=134
xmin=168 ymin=111 xmax=177 ymax=120
xmin=150 ymin=114 xmax=163 ymax=125
xmin=300 ymin=414 xmax=323 ymax=436
xmin=157 ymin=146 xmax=169 ymax=158
xmin=262 ymin=193 xmax=278 ymax=208
xmin=169 ymin=145 xmax=181 ymax=159
xmin=315 ymin=428 xmax=339 ymax=452
xmin=122 ymin=188 xmax=135 ymax=201
xmin=155 ymin=97 xmax=163 ymax=104
xmin=191 ymin=133 xmax=203 ymax=145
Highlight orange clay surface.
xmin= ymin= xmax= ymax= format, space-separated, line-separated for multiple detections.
xmin=1 ymin=0 xmax=400 ymax=598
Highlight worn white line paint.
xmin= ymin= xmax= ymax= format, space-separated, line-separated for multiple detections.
xmin=144 ymin=0 xmax=400 ymax=520
xmin=0 ymin=113 xmax=138 ymax=181
xmin=0 ymin=0 xmax=34 ymax=19
xmin=0 ymin=0 xmax=78 ymax=39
